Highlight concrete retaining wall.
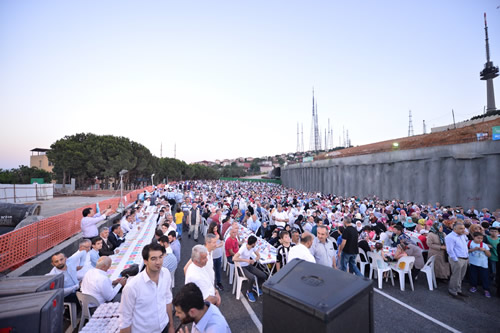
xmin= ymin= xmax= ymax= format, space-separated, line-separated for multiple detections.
xmin=282 ymin=141 xmax=500 ymax=210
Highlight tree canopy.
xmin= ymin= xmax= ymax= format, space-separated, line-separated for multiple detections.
xmin=47 ymin=133 xmax=219 ymax=188
xmin=0 ymin=166 xmax=53 ymax=184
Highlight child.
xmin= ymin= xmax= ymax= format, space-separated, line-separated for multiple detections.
xmin=468 ymin=232 xmax=492 ymax=298
xmin=373 ymin=242 xmax=390 ymax=273
xmin=486 ymin=227 xmax=499 ymax=279
xmin=175 ymin=207 xmax=184 ymax=240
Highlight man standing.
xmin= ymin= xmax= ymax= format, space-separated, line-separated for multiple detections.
xmin=81 ymin=256 xmax=126 ymax=305
xmin=185 ymin=245 xmax=221 ymax=306
xmin=288 ymin=232 xmax=316 ymax=264
xmin=445 ymin=221 xmax=469 ymax=298
xmin=173 ymin=283 xmax=230 ymax=333
xmin=188 ymin=202 xmax=201 ymax=241
xmin=168 ymin=231 xmax=181 ymax=264
xmin=158 ymin=236 xmax=178 ymax=275
xmin=181 ymin=197 xmax=192 ymax=232
xmin=338 ymin=217 xmax=363 ymax=276
xmin=310 ymin=225 xmax=337 ymax=269
xmin=119 ymin=243 xmax=174 ymax=333
xmin=81 ymin=206 xmax=112 ymax=239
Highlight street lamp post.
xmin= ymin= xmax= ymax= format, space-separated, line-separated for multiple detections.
xmin=151 ymin=173 xmax=155 ymax=188
xmin=118 ymin=169 xmax=128 ymax=212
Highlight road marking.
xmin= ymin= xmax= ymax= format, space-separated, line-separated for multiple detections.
xmin=240 ymin=297 xmax=263 ymax=333
xmin=374 ymin=289 xmax=461 ymax=333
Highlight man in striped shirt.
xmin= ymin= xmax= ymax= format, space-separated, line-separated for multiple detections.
xmin=276 ymin=230 xmax=295 ymax=272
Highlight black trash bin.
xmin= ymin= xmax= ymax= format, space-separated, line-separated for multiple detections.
xmin=0 ymin=273 xmax=64 ymax=297
xmin=0 ymin=289 xmax=64 ymax=333
xmin=262 ymin=259 xmax=373 ymax=333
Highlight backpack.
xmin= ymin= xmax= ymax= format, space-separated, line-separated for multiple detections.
xmin=467 ymin=240 xmax=484 ymax=249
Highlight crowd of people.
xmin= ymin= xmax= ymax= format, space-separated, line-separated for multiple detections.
xmin=47 ymin=180 xmax=499 ymax=332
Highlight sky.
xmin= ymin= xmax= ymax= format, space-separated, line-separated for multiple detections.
xmin=1 ymin=0 xmax=499 ymax=169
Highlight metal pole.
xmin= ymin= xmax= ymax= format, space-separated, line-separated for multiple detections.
xmin=452 ymin=109 xmax=456 ymax=129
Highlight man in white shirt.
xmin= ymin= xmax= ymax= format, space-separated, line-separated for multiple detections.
xmin=81 ymin=256 xmax=126 ymax=306
xmin=119 ymin=243 xmax=174 ymax=333
xmin=233 ymin=235 xmax=267 ymax=303
xmin=272 ymin=204 xmax=289 ymax=228
xmin=288 ymin=232 xmax=316 ymax=264
xmin=81 ymin=206 xmax=112 ymax=239
xmin=70 ymin=239 xmax=92 ymax=281
xmin=185 ymin=245 xmax=221 ymax=306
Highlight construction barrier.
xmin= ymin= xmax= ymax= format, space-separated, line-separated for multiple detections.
xmin=0 ymin=187 xmax=152 ymax=273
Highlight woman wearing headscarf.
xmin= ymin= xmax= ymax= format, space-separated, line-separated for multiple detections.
xmin=427 ymin=222 xmax=450 ymax=280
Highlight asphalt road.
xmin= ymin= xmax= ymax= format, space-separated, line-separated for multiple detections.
xmin=173 ymin=232 xmax=500 ymax=333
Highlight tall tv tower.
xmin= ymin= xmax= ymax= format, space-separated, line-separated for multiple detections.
xmin=480 ymin=13 xmax=499 ymax=114
xmin=309 ymin=88 xmax=321 ymax=151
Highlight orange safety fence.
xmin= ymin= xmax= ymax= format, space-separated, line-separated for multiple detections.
xmin=0 ymin=186 xmax=153 ymax=273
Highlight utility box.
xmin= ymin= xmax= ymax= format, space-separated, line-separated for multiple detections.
xmin=0 ymin=274 xmax=64 ymax=297
xmin=262 ymin=259 xmax=373 ymax=333
xmin=0 ymin=289 xmax=64 ymax=333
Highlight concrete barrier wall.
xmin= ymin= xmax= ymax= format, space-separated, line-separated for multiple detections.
xmin=0 ymin=184 xmax=54 ymax=203
xmin=282 ymin=141 xmax=500 ymax=210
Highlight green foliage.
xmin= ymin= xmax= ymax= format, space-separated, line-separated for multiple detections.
xmin=47 ymin=133 xmax=220 ymax=187
xmin=0 ymin=165 xmax=53 ymax=184
xmin=221 ymin=165 xmax=246 ymax=177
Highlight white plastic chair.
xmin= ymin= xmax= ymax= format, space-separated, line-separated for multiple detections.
xmin=232 ymin=262 xmax=259 ymax=300
xmin=222 ymin=249 xmax=228 ymax=272
xmin=356 ymin=248 xmax=369 ymax=276
xmin=390 ymin=256 xmax=415 ymax=291
xmin=226 ymin=261 xmax=235 ymax=285
xmin=420 ymin=255 xmax=437 ymax=291
xmin=170 ymin=269 xmax=176 ymax=289
xmin=367 ymin=252 xmax=394 ymax=289
xmin=63 ymin=302 xmax=77 ymax=330
xmin=76 ymin=291 xmax=99 ymax=331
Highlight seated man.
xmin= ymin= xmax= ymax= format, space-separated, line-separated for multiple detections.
xmin=89 ymin=237 xmax=102 ymax=267
xmin=185 ymin=245 xmax=221 ymax=306
xmin=81 ymin=256 xmax=126 ymax=306
xmin=47 ymin=252 xmax=81 ymax=303
xmin=225 ymin=227 xmax=240 ymax=264
xmin=98 ymin=226 xmax=115 ymax=256
xmin=173 ymin=283 xmax=230 ymax=333
xmin=70 ymin=239 xmax=92 ymax=281
xmin=233 ymin=235 xmax=267 ymax=303
xmin=158 ymin=235 xmax=178 ymax=274
xmin=109 ymin=224 xmax=125 ymax=249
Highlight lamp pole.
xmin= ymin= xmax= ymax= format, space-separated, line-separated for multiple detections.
xmin=118 ymin=169 xmax=128 ymax=212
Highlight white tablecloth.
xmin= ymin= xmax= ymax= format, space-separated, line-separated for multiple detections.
xmin=107 ymin=207 xmax=158 ymax=281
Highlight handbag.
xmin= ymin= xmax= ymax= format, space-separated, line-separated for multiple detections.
xmin=120 ymin=264 xmax=139 ymax=278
